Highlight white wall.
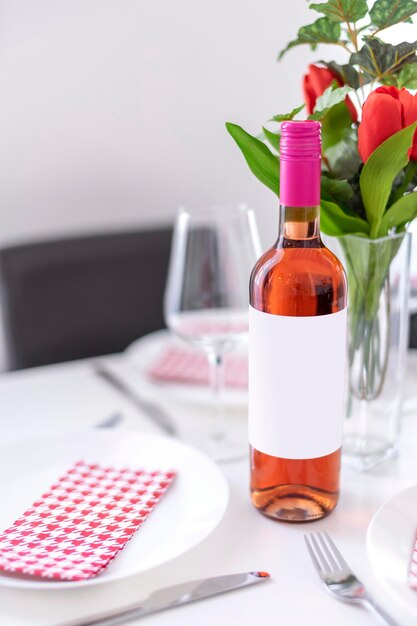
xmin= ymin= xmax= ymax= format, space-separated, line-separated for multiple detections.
xmin=3 ymin=1 xmax=414 ymax=369
xmin=0 ymin=0 xmax=336 ymax=248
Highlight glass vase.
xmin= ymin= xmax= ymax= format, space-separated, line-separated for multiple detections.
xmin=331 ymin=231 xmax=411 ymax=471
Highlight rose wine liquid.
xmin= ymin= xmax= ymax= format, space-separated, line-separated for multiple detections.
xmin=249 ymin=206 xmax=347 ymax=522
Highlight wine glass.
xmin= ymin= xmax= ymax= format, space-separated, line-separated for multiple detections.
xmin=164 ymin=205 xmax=261 ymax=462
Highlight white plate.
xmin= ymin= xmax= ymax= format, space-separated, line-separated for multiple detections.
xmin=367 ymin=484 xmax=417 ymax=623
xmin=0 ymin=429 xmax=229 ymax=589
xmin=125 ymin=330 xmax=248 ymax=408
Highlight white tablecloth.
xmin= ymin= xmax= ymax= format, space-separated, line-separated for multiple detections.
xmin=1 ymin=348 xmax=417 ymax=626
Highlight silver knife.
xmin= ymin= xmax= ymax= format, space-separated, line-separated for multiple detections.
xmin=59 ymin=571 xmax=270 ymax=626
xmin=94 ymin=362 xmax=176 ymax=436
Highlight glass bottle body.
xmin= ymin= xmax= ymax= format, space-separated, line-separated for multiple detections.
xmin=249 ymin=206 xmax=347 ymax=522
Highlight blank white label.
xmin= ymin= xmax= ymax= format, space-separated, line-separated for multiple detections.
xmin=248 ymin=306 xmax=347 ymax=459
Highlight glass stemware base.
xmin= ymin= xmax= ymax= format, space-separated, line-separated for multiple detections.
xmin=205 ymin=428 xmax=247 ymax=464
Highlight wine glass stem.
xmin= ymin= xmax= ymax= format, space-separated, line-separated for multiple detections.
xmin=207 ymin=350 xmax=226 ymax=442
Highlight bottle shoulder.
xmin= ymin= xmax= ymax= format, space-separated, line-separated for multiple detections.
xmin=250 ymin=240 xmax=347 ymax=315
xmin=251 ymin=242 xmax=346 ymax=286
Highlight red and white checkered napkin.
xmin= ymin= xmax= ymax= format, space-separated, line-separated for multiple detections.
xmin=409 ymin=531 xmax=417 ymax=589
xmin=147 ymin=346 xmax=248 ymax=388
xmin=0 ymin=460 xmax=176 ymax=581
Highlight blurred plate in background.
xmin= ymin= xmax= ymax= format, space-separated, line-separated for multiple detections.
xmin=125 ymin=330 xmax=248 ymax=408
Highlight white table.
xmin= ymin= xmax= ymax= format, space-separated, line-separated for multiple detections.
xmin=0 ymin=347 xmax=417 ymax=626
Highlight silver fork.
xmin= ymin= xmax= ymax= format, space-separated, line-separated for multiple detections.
xmin=304 ymin=531 xmax=399 ymax=626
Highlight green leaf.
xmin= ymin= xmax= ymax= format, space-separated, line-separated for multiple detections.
xmin=310 ymin=0 xmax=368 ymax=23
xmin=262 ymin=126 xmax=280 ymax=152
xmin=370 ymin=0 xmax=417 ymax=32
xmin=321 ymin=60 xmax=363 ymax=88
xmin=350 ymin=38 xmax=417 ymax=82
xmin=390 ymin=160 xmax=417 ymax=203
xmin=396 ymin=62 xmax=417 ymax=88
xmin=321 ymin=177 xmax=353 ymax=205
xmin=321 ymin=101 xmax=353 ymax=151
xmin=320 ymin=199 xmax=369 ymax=236
xmin=278 ymin=17 xmax=340 ymax=59
xmin=271 ymin=103 xmax=305 ymax=122
xmin=226 ymin=123 xmax=279 ymax=196
xmin=309 ymin=84 xmax=353 ymax=119
xmin=379 ymin=191 xmax=417 ymax=235
xmin=325 ymin=128 xmax=362 ymax=179
xmin=360 ymin=122 xmax=417 ymax=238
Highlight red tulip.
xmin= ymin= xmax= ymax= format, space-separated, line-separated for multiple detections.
xmin=302 ymin=64 xmax=358 ymax=122
xmin=358 ymin=86 xmax=417 ymax=162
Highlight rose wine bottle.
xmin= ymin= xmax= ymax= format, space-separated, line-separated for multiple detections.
xmin=249 ymin=120 xmax=347 ymax=522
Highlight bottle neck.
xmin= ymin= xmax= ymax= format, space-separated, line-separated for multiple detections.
xmin=278 ymin=205 xmax=321 ymax=243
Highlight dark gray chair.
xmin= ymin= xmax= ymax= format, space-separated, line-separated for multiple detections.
xmin=0 ymin=227 xmax=173 ymax=370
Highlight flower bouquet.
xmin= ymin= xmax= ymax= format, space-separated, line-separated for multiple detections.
xmin=227 ymin=0 xmax=417 ymax=468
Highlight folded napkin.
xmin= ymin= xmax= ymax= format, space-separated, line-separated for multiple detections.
xmin=147 ymin=346 xmax=248 ymax=388
xmin=0 ymin=460 xmax=175 ymax=581
xmin=409 ymin=531 xmax=417 ymax=589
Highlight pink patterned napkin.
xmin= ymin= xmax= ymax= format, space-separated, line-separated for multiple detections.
xmin=147 ymin=346 xmax=248 ymax=388
xmin=0 ymin=460 xmax=175 ymax=581
xmin=409 ymin=531 xmax=417 ymax=589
